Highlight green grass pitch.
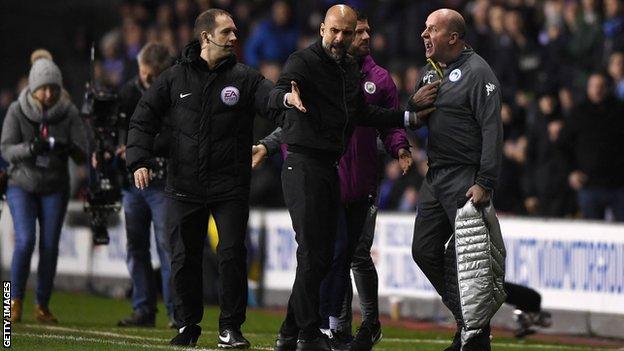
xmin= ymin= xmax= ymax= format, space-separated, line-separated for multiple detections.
xmin=7 ymin=291 xmax=617 ymax=351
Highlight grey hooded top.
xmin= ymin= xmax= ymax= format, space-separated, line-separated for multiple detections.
xmin=1 ymin=88 xmax=88 ymax=194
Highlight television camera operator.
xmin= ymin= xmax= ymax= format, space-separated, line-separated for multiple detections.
xmin=91 ymin=42 xmax=175 ymax=328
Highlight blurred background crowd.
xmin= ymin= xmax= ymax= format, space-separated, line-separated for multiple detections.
xmin=1 ymin=0 xmax=623 ymax=221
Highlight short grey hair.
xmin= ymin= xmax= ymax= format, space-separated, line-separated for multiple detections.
xmin=137 ymin=42 xmax=172 ymax=74
xmin=194 ymin=8 xmax=233 ymax=39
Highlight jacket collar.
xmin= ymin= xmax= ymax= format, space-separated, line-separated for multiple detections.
xmin=445 ymin=46 xmax=474 ymax=70
xmin=360 ymin=54 xmax=376 ymax=74
xmin=180 ymin=40 xmax=237 ymax=72
xmin=311 ymin=39 xmax=335 ymax=64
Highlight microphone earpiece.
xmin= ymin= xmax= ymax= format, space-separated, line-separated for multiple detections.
xmin=209 ymin=38 xmax=231 ymax=48
xmin=205 ymin=33 xmax=232 ymax=48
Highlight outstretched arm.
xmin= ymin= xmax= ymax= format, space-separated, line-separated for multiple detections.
xmin=267 ymin=54 xmax=308 ymax=113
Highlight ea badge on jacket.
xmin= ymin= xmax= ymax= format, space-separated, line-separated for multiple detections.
xmin=364 ymin=81 xmax=376 ymax=94
xmin=449 ymin=69 xmax=462 ymax=82
xmin=221 ymin=86 xmax=240 ymax=106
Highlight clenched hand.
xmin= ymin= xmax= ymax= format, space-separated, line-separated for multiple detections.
xmin=134 ymin=167 xmax=151 ymax=189
xmin=410 ymin=80 xmax=440 ymax=108
xmin=466 ymin=183 xmax=491 ymax=206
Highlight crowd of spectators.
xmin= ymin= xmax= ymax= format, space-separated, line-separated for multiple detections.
xmin=2 ymin=0 xmax=624 ymax=221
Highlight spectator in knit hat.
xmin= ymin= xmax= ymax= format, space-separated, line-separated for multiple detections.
xmin=1 ymin=49 xmax=88 ymax=324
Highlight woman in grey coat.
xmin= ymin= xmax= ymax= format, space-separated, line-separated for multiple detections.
xmin=1 ymin=50 xmax=88 ymax=324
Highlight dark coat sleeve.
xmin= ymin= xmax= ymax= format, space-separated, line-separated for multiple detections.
xmin=267 ymin=54 xmax=308 ymax=111
xmin=356 ymin=93 xmax=405 ymax=129
xmin=259 ymin=127 xmax=282 ymax=156
xmin=249 ymin=69 xmax=275 ymax=122
xmin=126 ymin=69 xmax=172 ymax=173
xmin=469 ymin=65 xmax=503 ymax=191
xmin=377 ymin=72 xmax=411 ymax=158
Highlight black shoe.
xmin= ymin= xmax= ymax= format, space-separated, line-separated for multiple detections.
xmin=116 ymin=311 xmax=155 ymax=327
xmin=218 ymin=329 xmax=250 ymax=349
xmin=170 ymin=324 xmax=202 ymax=346
xmin=274 ymin=333 xmax=298 ymax=351
xmin=513 ymin=310 xmax=552 ymax=338
xmin=462 ymin=326 xmax=491 ymax=351
xmin=534 ymin=311 xmax=552 ymax=328
xmin=296 ymin=335 xmax=331 ymax=351
xmin=443 ymin=329 xmax=461 ymax=351
xmin=329 ymin=329 xmax=352 ymax=351
xmin=350 ymin=322 xmax=382 ymax=351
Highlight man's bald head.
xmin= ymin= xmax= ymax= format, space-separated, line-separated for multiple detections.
xmin=320 ymin=4 xmax=357 ymax=61
xmin=324 ymin=4 xmax=357 ymax=24
xmin=431 ymin=8 xmax=466 ymax=38
xmin=422 ymin=8 xmax=467 ymax=63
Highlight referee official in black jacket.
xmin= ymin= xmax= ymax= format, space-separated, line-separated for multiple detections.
xmin=126 ymin=8 xmax=274 ymax=349
xmin=268 ymin=5 xmax=433 ymax=351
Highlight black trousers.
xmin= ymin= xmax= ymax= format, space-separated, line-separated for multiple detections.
xmin=339 ymin=203 xmax=380 ymax=332
xmin=411 ymin=165 xmax=478 ymax=325
xmin=166 ymin=196 xmax=249 ymax=330
xmin=279 ymin=152 xmax=340 ymax=340
xmin=505 ymin=282 xmax=541 ymax=313
xmin=318 ymin=199 xmax=372 ymax=329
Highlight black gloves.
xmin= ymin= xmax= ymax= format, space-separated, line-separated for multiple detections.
xmin=30 ymin=139 xmax=52 ymax=155
xmin=30 ymin=138 xmax=79 ymax=157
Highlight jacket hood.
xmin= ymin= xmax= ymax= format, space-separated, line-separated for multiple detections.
xmin=180 ymin=40 xmax=202 ymax=63
xmin=179 ymin=40 xmax=237 ymax=71
xmin=18 ymin=87 xmax=73 ymax=124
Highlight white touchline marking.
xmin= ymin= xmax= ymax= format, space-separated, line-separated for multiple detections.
xmin=21 ymin=324 xmax=163 ymax=341
xmin=17 ymin=325 xmax=276 ymax=351
xmin=14 ymin=332 xmax=219 ymax=351
xmin=21 ymin=323 xmax=270 ymax=338
xmin=19 ymin=324 xmax=618 ymax=351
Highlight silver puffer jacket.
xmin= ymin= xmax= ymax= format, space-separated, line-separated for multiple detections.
xmin=453 ymin=200 xmax=506 ymax=347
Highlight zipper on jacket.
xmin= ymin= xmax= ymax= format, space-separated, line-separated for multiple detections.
xmin=339 ymin=64 xmax=349 ymax=156
xmin=198 ymin=72 xmax=218 ymax=182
